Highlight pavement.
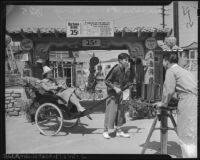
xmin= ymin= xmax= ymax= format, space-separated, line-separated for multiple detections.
xmin=5 ymin=112 xmax=182 ymax=158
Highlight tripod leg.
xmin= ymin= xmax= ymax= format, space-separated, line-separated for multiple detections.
xmin=141 ymin=116 xmax=158 ymax=154
xmin=160 ymin=111 xmax=168 ymax=154
xmin=169 ymin=113 xmax=177 ymax=133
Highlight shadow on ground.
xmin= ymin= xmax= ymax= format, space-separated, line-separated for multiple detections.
xmin=140 ymin=141 xmax=182 ymax=158
xmin=120 ymin=125 xmax=145 ymax=134
xmin=58 ymin=123 xmax=144 ymax=138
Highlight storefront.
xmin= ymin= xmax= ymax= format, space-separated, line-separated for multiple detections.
xmin=180 ymin=42 xmax=198 ymax=79
xmin=7 ymin=25 xmax=170 ymax=101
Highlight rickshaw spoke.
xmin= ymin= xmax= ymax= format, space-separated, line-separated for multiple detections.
xmin=35 ymin=103 xmax=63 ymax=136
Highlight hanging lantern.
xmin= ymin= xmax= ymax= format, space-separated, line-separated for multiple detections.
xmin=164 ymin=36 xmax=177 ymax=49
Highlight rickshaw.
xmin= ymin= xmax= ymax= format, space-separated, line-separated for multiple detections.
xmin=21 ymin=78 xmax=136 ymax=136
xmin=21 ymin=79 xmax=98 ymax=136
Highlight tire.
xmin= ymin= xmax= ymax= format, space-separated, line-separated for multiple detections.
xmin=35 ymin=103 xmax=63 ymax=136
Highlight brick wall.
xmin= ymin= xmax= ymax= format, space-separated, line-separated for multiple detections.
xmin=5 ymin=88 xmax=28 ymax=116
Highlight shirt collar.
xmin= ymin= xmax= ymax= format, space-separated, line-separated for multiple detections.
xmin=170 ymin=64 xmax=178 ymax=69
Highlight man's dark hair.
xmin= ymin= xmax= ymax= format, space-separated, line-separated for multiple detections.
xmin=118 ymin=53 xmax=130 ymax=61
xmin=163 ymin=51 xmax=178 ymax=63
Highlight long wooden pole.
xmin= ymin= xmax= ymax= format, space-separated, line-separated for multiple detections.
xmin=173 ymin=1 xmax=179 ymax=46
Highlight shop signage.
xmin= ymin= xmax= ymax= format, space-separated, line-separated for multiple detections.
xmin=20 ymin=39 xmax=33 ymax=50
xmin=145 ymin=37 xmax=157 ymax=50
xmin=82 ymin=39 xmax=101 ymax=47
xmin=144 ymin=50 xmax=155 ymax=84
xmin=20 ymin=53 xmax=29 ymax=61
xmin=66 ymin=21 xmax=114 ymax=37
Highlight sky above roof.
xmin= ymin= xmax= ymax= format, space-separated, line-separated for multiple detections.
xmin=6 ymin=5 xmax=173 ymax=30
xmin=6 ymin=5 xmax=173 ymax=62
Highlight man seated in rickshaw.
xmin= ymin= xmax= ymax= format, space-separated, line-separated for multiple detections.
xmin=40 ymin=66 xmax=88 ymax=114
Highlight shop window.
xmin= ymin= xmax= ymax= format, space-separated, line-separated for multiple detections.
xmin=189 ymin=50 xmax=195 ymax=59
xmin=50 ymin=61 xmax=73 ymax=86
xmin=189 ymin=50 xmax=197 ymax=71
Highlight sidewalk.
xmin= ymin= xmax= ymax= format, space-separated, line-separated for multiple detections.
xmin=5 ymin=113 xmax=182 ymax=158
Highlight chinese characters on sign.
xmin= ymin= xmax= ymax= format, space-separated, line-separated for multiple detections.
xmin=144 ymin=50 xmax=155 ymax=84
xmin=66 ymin=21 xmax=114 ymax=37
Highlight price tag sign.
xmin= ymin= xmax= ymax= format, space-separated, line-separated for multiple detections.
xmin=66 ymin=21 xmax=114 ymax=37
xmin=82 ymin=39 xmax=101 ymax=47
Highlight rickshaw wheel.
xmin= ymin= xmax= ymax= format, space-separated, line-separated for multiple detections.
xmin=35 ymin=103 xmax=63 ymax=136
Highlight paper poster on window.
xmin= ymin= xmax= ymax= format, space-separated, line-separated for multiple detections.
xmin=66 ymin=21 xmax=114 ymax=37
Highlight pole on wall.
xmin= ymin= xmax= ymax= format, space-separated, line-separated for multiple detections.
xmin=173 ymin=1 xmax=179 ymax=46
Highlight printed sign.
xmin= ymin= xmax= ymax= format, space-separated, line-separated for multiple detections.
xmin=145 ymin=37 xmax=157 ymax=50
xmin=82 ymin=39 xmax=101 ymax=47
xmin=20 ymin=53 xmax=29 ymax=61
xmin=66 ymin=21 xmax=114 ymax=37
xmin=20 ymin=39 xmax=33 ymax=50
xmin=144 ymin=50 xmax=155 ymax=84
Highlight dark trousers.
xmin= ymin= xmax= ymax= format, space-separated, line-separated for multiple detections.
xmin=104 ymin=94 xmax=126 ymax=130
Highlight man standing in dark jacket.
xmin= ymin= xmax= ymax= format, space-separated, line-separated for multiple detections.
xmin=103 ymin=53 xmax=132 ymax=139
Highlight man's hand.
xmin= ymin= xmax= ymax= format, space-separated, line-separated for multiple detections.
xmin=114 ymin=86 xmax=121 ymax=94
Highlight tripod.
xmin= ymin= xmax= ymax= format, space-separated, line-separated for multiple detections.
xmin=141 ymin=106 xmax=177 ymax=154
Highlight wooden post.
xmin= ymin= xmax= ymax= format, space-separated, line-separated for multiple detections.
xmin=20 ymin=29 xmax=26 ymax=39
xmin=152 ymin=29 xmax=157 ymax=38
xmin=173 ymin=1 xmax=179 ymax=46
xmin=37 ymin=28 xmax=42 ymax=38
xmin=54 ymin=29 xmax=59 ymax=38
xmin=137 ymin=28 xmax=142 ymax=38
